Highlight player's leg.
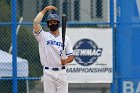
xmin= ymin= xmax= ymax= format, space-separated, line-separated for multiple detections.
xmin=56 ymin=70 xmax=68 ymax=93
xmin=57 ymin=82 xmax=68 ymax=93
xmin=43 ymin=71 xmax=56 ymax=93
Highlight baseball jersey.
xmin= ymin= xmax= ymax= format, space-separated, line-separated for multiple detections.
xmin=33 ymin=29 xmax=73 ymax=67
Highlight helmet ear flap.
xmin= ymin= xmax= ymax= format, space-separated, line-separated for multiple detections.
xmin=57 ymin=21 xmax=60 ymax=27
xmin=47 ymin=21 xmax=49 ymax=27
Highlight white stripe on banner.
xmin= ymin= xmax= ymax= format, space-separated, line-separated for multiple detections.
xmin=136 ymin=0 xmax=140 ymax=18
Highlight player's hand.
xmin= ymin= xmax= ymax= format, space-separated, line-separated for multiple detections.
xmin=61 ymin=59 xmax=67 ymax=65
xmin=41 ymin=6 xmax=57 ymax=14
xmin=45 ymin=6 xmax=57 ymax=11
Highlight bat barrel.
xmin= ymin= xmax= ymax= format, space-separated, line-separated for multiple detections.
xmin=62 ymin=14 xmax=67 ymax=50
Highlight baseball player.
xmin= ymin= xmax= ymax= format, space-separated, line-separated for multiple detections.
xmin=33 ymin=6 xmax=74 ymax=93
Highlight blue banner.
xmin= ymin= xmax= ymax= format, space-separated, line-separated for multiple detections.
xmin=115 ymin=0 xmax=140 ymax=93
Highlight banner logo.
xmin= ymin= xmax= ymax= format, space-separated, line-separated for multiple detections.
xmin=73 ymin=39 xmax=102 ymax=66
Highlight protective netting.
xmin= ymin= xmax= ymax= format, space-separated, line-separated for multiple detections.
xmin=16 ymin=0 xmax=110 ymax=23
xmin=0 ymin=0 xmax=114 ymax=93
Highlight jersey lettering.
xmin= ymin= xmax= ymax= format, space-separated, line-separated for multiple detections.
xmin=47 ymin=40 xmax=63 ymax=47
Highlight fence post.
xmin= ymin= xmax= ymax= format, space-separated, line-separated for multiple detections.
xmin=110 ymin=0 xmax=115 ymax=93
xmin=11 ymin=0 xmax=17 ymax=93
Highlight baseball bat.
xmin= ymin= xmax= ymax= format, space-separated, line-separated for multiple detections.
xmin=61 ymin=14 xmax=67 ymax=59
xmin=62 ymin=14 xmax=67 ymax=50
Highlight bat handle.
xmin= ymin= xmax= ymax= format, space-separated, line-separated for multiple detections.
xmin=61 ymin=50 xmax=66 ymax=59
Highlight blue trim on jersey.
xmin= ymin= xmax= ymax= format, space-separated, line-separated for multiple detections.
xmin=66 ymin=53 xmax=73 ymax=56
xmin=33 ymin=29 xmax=42 ymax=36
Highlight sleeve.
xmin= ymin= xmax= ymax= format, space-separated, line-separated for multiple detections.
xmin=65 ymin=36 xmax=73 ymax=56
xmin=33 ymin=29 xmax=44 ymax=43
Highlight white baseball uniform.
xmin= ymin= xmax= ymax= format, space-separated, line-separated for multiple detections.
xmin=33 ymin=28 xmax=73 ymax=93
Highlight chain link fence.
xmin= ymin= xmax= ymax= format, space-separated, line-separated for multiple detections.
xmin=0 ymin=0 xmax=115 ymax=93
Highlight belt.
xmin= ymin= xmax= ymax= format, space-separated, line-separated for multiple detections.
xmin=44 ymin=66 xmax=65 ymax=71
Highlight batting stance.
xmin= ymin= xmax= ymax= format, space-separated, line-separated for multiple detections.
xmin=33 ymin=6 xmax=74 ymax=93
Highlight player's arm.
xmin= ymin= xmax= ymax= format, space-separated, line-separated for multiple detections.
xmin=61 ymin=36 xmax=74 ymax=65
xmin=61 ymin=55 xmax=74 ymax=65
xmin=33 ymin=6 xmax=57 ymax=33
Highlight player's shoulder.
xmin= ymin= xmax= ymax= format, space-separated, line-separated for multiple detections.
xmin=41 ymin=30 xmax=50 ymax=36
xmin=39 ymin=29 xmax=48 ymax=34
xmin=43 ymin=31 xmax=50 ymax=34
xmin=65 ymin=35 xmax=72 ymax=42
xmin=65 ymin=35 xmax=70 ymax=39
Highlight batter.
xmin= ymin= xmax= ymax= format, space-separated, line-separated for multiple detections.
xmin=33 ymin=6 xmax=74 ymax=93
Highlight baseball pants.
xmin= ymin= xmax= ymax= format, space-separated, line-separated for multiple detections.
xmin=43 ymin=68 xmax=68 ymax=93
